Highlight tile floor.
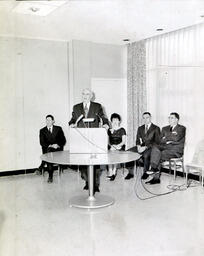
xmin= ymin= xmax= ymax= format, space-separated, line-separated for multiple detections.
xmin=0 ymin=169 xmax=204 ymax=256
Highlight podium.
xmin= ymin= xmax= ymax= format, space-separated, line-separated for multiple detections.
xmin=69 ymin=128 xmax=108 ymax=153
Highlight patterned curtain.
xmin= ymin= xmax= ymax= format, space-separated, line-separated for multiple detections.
xmin=127 ymin=40 xmax=147 ymax=148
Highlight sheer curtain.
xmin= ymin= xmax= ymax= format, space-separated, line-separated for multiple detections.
xmin=127 ymin=41 xmax=146 ymax=148
xmin=146 ymin=23 xmax=204 ymax=162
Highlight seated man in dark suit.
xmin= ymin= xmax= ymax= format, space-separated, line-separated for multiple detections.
xmin=146 ymin=112 xmax=186 ymax=185
xmin=125 ymin=112 xmax=160 ymax=180
xmin=69 ymin=88 xmax=109 ymax=193
xmin=37 ymin=114 xmax=66 ymax=183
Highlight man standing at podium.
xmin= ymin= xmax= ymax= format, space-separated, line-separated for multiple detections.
xmin=69 ymin=88 xmax=109 ymax=192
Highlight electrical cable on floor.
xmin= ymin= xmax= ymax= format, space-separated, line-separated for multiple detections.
xmin=134 ymin=168 xmax=200 ymax=201
xmin=134 ymin=171 xmax=175 ymax=200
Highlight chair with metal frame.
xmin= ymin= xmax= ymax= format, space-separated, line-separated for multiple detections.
xmin=42 ymin=163 xmax=63 ymax=177
xmin=185 ymin=163 xmax=204 ymax=187
xmin=185 ymin=140 xmax=204 ymax=187
xmin=162 ymin=156 xmax=185 ymax=180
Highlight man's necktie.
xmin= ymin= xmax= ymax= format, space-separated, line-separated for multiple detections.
xmin=84 ymin=104 xmax=88 ymax=118
xmin=49 ymin=128 xmax=52 ymax=134
xmin=170 ymin=126 xmax=173 ymax=132
xmin=145 ymin=125 xmax=148 ymax=134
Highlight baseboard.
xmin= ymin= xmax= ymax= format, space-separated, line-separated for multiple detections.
xmin=0 ymin=166 xmax=201 ymax=181
xmin=0 ymin=168 xmax=37 ymax=177
xmin=0 ymin=165 xmax=76 ymax=177
xmin=161 ymin=167 xmax=200 ymax=181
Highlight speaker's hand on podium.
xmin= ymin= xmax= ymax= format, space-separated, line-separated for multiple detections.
xmin=70 ymin=123 xmax=77 ymax=128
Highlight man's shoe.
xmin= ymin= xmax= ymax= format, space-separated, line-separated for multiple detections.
xmin=35 ymin=169 xmax=42 ymax=175
xmin=47 ymin=177 xmax=53 ymax=183
xmin=145 ymin=178 xmax=160 ymax=185
xmin=110 ymin=175 xmax=116 ymax=181
xmin=147 ymin=168 xmax=160 ymax=175
xmin=83 ymin=182 xmax=89 ymax=190
xmin=94 ymin=186 xmax=100 ymax=193
xmin=125 ymin=173 xmax=134 ymax=180
xmin=146 ymin=170 xmax=154 ymax=175
xmin=141 ymin=172 xmax=149 ymax=180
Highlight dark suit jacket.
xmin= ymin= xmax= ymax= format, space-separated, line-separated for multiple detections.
xmin=160 ymin=124 xmax=186 ymax=155
xmin=136 ymin=123 xmax=160 ymax=148
xmin=69 ymin=101 xmax=109 ymax=128
xmin=39 ymin=125 xmax=66 ymax=154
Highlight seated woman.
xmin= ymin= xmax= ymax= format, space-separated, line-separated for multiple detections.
xmin=107 ymin=113 xmax=126 ymax=181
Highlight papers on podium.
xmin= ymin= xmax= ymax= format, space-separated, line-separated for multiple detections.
xmin=69 ymin=128 xmax=108 ymax=153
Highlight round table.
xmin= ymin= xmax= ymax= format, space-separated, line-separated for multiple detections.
xmin=41 ymin=150 xmax=140 ymax=209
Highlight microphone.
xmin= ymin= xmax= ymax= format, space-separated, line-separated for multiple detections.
xmin=140 ymin=138 xmax=144 ymax=146
xmin=76 ymin=114 xmax=84 ymax=125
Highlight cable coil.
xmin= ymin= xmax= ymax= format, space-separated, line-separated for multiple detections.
xmin=134 ymin=167 xmax=199 ymax=200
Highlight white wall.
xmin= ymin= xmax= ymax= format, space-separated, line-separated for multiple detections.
xmin=71 ymin=40 xmax=127 ymax=126
xmin=0 ymin=37 xmax=127 ymax=172
xmin=0 ymin=37 xmax=69 ymax=171
xmin=91 ymin=78 xmax=127 ymax=130
xmin=72 ymin=40 xmax=91 ymax=104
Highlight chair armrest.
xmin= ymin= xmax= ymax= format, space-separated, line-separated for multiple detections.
xmin=185 ymin=163 xmax=204 ymax=169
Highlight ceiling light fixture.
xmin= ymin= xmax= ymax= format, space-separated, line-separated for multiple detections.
xmin=30 ymin=7 xmax=40 ymax=13
xmin=13 ymin=1 xmax=67 ymax=16
xmin=156 ymin=28 xmax=164 ymax=31
xmin=200 ymin=15 xmax=204 ymax=18
xmin=123 ymin=39 xmax=130 ymax=42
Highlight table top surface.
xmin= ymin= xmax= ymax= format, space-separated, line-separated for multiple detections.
xmin=41 ymin=150 xmax=140 ymax=165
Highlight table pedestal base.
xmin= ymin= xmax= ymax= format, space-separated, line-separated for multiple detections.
xmin=69 ymin=194 xmax=114 ymax=209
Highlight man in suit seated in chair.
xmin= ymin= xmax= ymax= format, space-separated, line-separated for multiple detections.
xmin=36 ymin=114 xmax=66 ymax=183
xmin=125 ymin=112 xmax=160 ymax=180
xmin=146 ymin=112 xmax=186 ymax=184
